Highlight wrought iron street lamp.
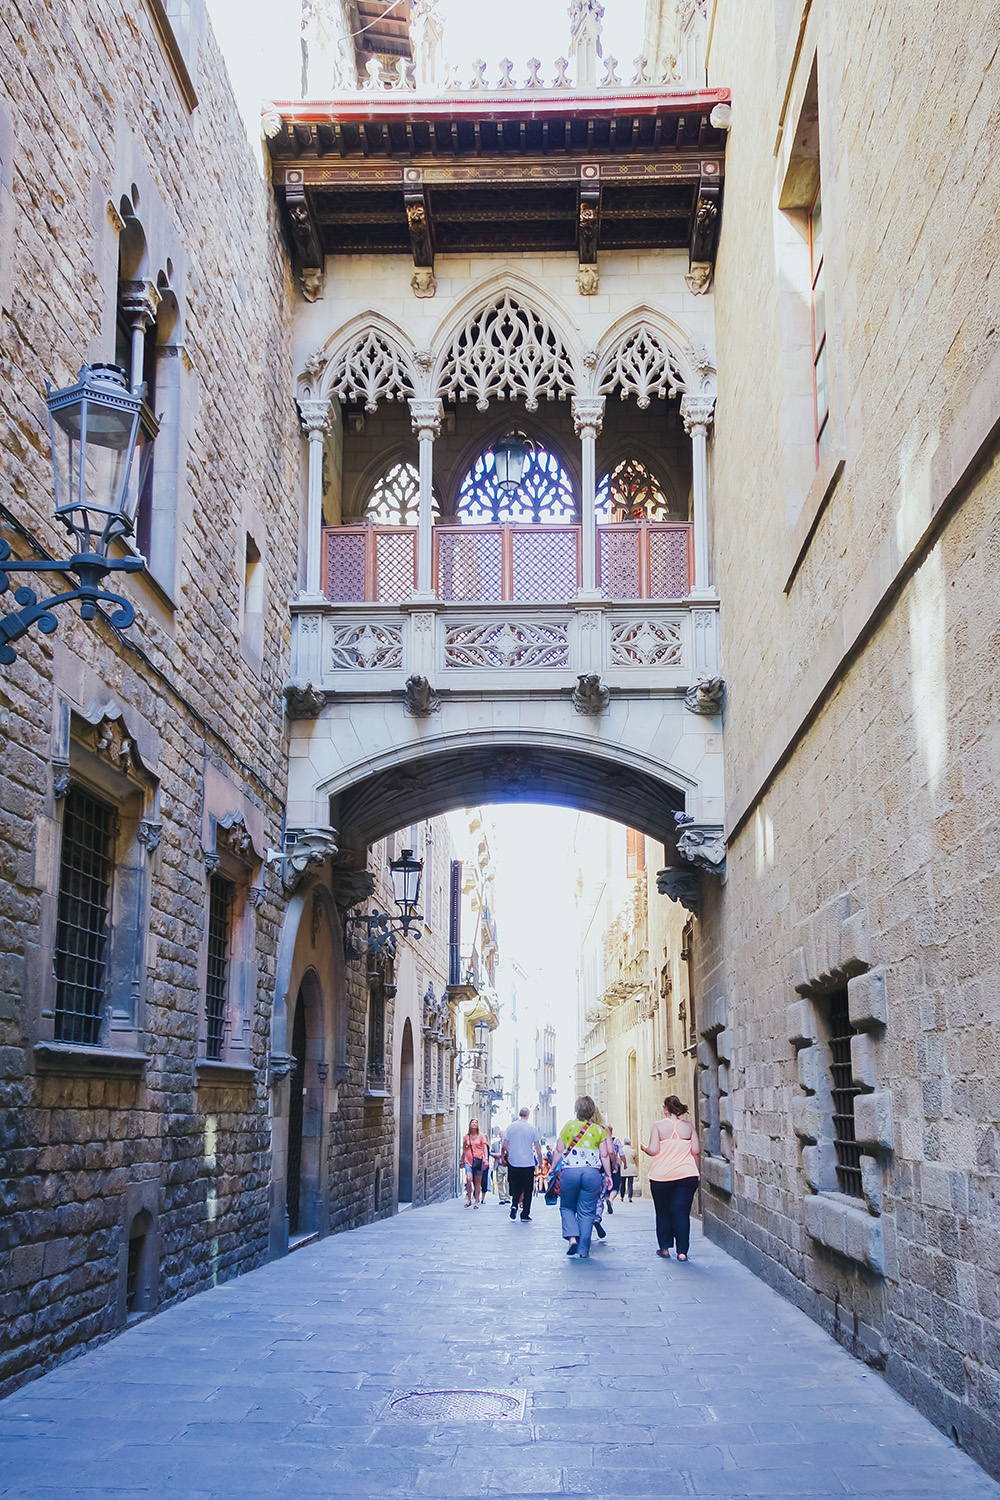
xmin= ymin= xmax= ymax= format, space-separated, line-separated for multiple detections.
xmin=490 ymin=432 xmax=532 ymax=495
xmin=473 ymin=1018 xmax=490 ymax=1050
xmin=345 ymin=847 xmax=424 ymax=959
xmin=0 ymin=364 xmax=148 ymax=665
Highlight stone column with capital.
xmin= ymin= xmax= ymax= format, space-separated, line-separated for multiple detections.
xmin=409 ymin=397 xmax=443 ymax=598
xmin=119 ymin=279 xmax=161 ymax=391
xmin=680 ymin=393 xmax=716 ymax=599
xmin=572 ymin=395 xmax=605 ymax=598
xmin=297 ymin=395 xmax=332 ymax=599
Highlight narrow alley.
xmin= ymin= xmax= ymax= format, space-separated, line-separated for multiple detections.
xmin=1 ymin=1199 xmax=996 ymax=1500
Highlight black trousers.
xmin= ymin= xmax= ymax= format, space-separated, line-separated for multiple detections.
xmin=620 ymin=1175 xmax=634 ymax=1200
xmin=507 ymin=1165 xmax=535 ymax=1216
xmin=649 ymin=1176 xmax=699 ymax=1254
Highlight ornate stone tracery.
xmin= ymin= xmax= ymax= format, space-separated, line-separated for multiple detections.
xmin=598 ymin=323 xmax=688 ymax=407
xmin=457 ymin=447 xmax=576 ymax=524
xmin=328 ymin=329 xmax=415 ymax=413
xmin=438 ymin=293 xmax=575 ymax=411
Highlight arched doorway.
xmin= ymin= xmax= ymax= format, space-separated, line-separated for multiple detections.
xmin=399 ymin=1018 xmax=415 ymax=1205
xmin=286 ymin=992 xmax=307 ymax=1236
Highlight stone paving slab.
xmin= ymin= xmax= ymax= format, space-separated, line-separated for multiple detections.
xmin=1 ymin=1197 xmax=998 ymax=1499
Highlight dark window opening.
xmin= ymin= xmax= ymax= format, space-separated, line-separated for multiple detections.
xmin=205 ymin=873 xmax=233 ymax=1060
xmin=367 ymin=958 xmax=388 ymax=1088
xmin=55 ymin=786 xmax=115 ymax=1046
xmin=126 ymin=1230 xmax=144 ymax=1313
xmin=828 ymin=989 xmax=863 ymax=1198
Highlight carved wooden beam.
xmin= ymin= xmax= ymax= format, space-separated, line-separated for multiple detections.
xmin=284 ymin=171 xmax=323 ymax=270
xmin=690 ymin=178 xmax=720 ymax=265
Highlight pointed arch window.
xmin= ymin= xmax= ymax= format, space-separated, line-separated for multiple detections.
xmin=457 ymin=446 xmax=576 ymax=524
xmin=596 ymin=459 xmax=673 ymax=522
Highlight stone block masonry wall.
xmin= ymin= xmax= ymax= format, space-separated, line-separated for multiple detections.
xmin=707 ymin=0 xmax=1000 ymax=1477
xmin=0 ymin=0 xmax=298 ymax=1394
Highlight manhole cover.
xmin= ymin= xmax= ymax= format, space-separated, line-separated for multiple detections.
xmin=385 ymin=1388 xmax=526 ymax=1421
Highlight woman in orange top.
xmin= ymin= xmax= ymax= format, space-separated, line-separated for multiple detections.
xmin=461 ymin=1118 xmax=491 ymax=1208
xmin=642 ymin=1094 xmax=700 ymax=1260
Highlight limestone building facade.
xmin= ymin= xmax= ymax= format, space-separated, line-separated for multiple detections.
xmin=691 ymin=0 xmax=1000 ymax=1476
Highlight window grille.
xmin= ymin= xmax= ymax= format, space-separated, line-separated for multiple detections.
xmin=54 ymin=786 xmax=115 ymax=1046
xmin=205 ymin=874 xmax=234 ymax=1061
xmin=457 ymin=448 xmax=576 ymax=524
xmin=828 ymin=989 xmax=863 ymax=1198
xmin=596 ymin=459 xmax=672 ymax=521
xmin=367 ymin=980 xmax=386 ymax=1086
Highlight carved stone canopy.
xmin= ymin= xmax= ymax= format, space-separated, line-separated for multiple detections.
xmin=75 ymin=702 xmax=147 ymax=783
xmin=216 ymin=810 xmax=257 ymax=863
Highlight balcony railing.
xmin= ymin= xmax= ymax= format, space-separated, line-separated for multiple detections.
xmin=322 ymin=522 xmax=693 ymax=604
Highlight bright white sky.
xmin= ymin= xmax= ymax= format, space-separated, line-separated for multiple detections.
xmin=207 ymin=0 xmax=648 ymax=139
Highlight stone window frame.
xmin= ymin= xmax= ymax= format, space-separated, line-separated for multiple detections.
xmin=789 ymin=946 xmax=893 ymax=1276
xmin=196 ymin=812 xmax=261 ymax=1072
xmin=33 ymin=705 xmax=159 ymax=1072
xmin=775 ymin=45 xmax=848 ymax=592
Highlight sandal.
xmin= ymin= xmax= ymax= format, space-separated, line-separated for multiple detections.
xmin=566 ymin=1238 xmax=579 ymax=1256
xmin=656 ymin=1248 xmax=671 ymax=1258
xmin=677 ymin=1253 xmax=687 ymax=1262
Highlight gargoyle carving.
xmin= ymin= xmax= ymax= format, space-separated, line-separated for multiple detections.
xmin=684 ymin=676 xmax=725 ymax=715
xmin=283 ymin=681 xmax=325 ymax=720
xmin=572 ymin=674 xmax=610 ymax=715
xmin=404 ymin=674 xmax=440 ymax=716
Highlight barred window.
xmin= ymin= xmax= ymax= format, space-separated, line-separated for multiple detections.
xmin=205 ymin=874 xmax=234 ymax=1061
xmin=828 ymin=989 xmax=862 ymax=1198
xmin=54 ymin=786 xmax=115 ymax=1046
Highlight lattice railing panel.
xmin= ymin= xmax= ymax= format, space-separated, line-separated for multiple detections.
xmin=648 ymin=527 xmax=691 ymax=599
xmin=510 ymin=529 xmax=578 ymax=602
xmin=325 ymin=530 xmax=367 ymax=602
xmin=610 ymin=619 xmax=684 ymax=668
xmin=444 ymin=619 xmax=570 ymax=669
xmin=329 ymin=622 xmax=404 ymax=670
xmin=598 ymin=528 xmax=641 ymax=599
xmin=436 ymin=528 xmax=504 ymax=602
xmin=374 ymin=529 xmax=416 ymax=602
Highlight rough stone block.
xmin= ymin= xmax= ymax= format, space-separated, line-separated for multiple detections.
xmin=797 ymin=1044 xmax=824 ymax=1095
xmin=841 ymin=906 xmax=871 ymax=972
xmin=792 ymin=1096 xmax=823 ymax=1143
xmin=854 ymin=1090 xmax=893 ymax=1151
xmin=701 ymin=1154 xmax=732 ymax=1193
xmin=786 ymin=998 xmax=817 ymax=1048
xmin=850 ymin=1031 xmax=877 ymax=1091
xmin=715 ymin=1027 xmax=732 ymax=1063
xmin=861 ymin=1157 xmax=883 ymax=1216
xmin=848 ymin=967 xmax=887 ymax=1029
xmin=697 ymin=1040 xmax=714 ymax=1069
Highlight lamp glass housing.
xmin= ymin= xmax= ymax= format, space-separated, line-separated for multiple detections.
xmin=491 ymin=433 xmax=531 ymax=495
xmin=473 ymin=1018 xmax=490 ymax=1048
xmin=47 ymin=364 xmax=145 ymax=557
xmin=389 ymin=846 xmax=423 ymax=919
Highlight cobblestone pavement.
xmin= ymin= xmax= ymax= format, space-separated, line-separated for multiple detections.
xmin=2 ymin=1196 xmax=998 ymax=1500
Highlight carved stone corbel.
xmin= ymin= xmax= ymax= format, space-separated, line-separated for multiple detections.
xmin=282 ymin=826 xmax=339 ymax=891
xmin=656 ymin=867 xmax=700 ymax=917
xmin=676 ymin=825 xmax=726 ymax=874
xmin=283 ymin=681 xmax=326 ymax=720
xmin=684 ymin=676 xmax=725 ymax=715
xmin=137 ymin=819 xmax=162 ymax=854
xmin=268 ymin=1052 xmax=296 ymax=1086
xmin=330 ymin=863 xmax=376 ymax=917
xmin=572 ymin=674 xmax=610 ymax=715
xmin=403 ymin=674 xmax=440 ymax=717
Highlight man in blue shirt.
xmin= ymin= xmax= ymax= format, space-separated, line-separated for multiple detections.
xmin=502 ymin=1108 xmax=542 ymax=1221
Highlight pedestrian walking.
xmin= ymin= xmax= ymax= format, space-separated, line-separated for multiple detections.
xmin=491 ymin=1131 xmax=509 ymax=1203
xmin=606 ymin=1126 xmax=623 ymax=1212
xmin=548 ymin=1095 xmax=614 ymax=1259
xmin=642 ymin=1095 xmax=700 ymax=1260
xmin=619 ymin=1139 xmax=638 ymax=1201
xmin=502 ymin=1107 xmax=541 ymax=1221
xmin=461 ymin=1118 xmax=491 ymax=1208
